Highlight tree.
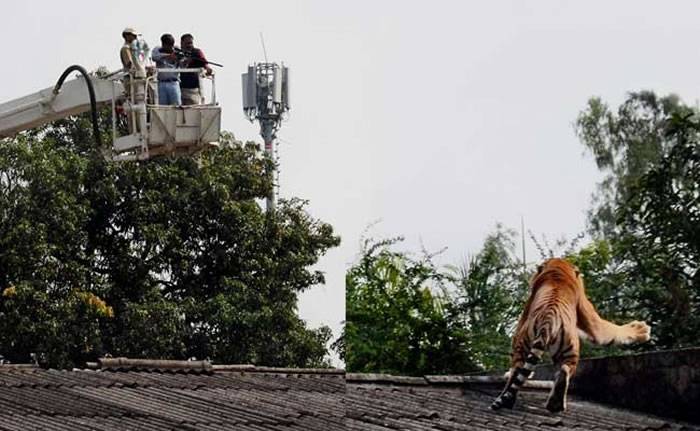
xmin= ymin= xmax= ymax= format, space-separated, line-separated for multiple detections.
xmin=450 ymin=226 xmax=528 ymax=370
xmin=575 ymin=91 xmax=683 ymax=238
xmin=565 ymin=240 xmax=646 ymax=357
xmin=344 ymin=226 xmax=530 ymax=375
xmin=576 ymin=92 xmax=700 ymax=350
xmin=613 ymin=110 xmax=700 ymax=348
xmin=0 ymin=115 xmax=340 ymax=368
xmin=344 ymin=237 xmax=477 ymax=376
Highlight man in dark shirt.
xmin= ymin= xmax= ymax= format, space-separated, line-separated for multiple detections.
xmin=179 ymin=34 xmax=212 ymax=105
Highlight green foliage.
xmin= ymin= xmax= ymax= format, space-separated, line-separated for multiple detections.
xmin=566 ymin=240 xmax=644 ymax=358
xmin=0 ymin=282 xmax=110 ymax=368
xmin=575 ymin=91 xmax=683 ymax=238
xmin=344 ymin=237 xmax=477 ymax=376
xmin=344 ymin=227 xmax=528 ymax=375
xmin=345 ymin=90 xmax=699 ymax=376
xmin=449 ymin=226 xmax=528 ymax=370
xmin=0 ymin=117 xmax=339 ymax=369
xmin=576 ymin=92 xmax=700 ymax=351
xmin=613 ymin=110 xmax=700 ymax=348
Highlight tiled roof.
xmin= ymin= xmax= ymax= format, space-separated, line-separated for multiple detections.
xmin=346 ymin=375 xmax=699 ymax=430
xmin=0 ymin=365 xmax=344 ymax=430
xmin=0 ymin=357 xmax=697 ymax=430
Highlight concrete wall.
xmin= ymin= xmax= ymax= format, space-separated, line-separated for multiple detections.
xmin=536 ymin=348 xmax=700 ymax=423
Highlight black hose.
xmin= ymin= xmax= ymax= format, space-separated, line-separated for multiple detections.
xmin=53 ymin=65 xmax=102 ymax=147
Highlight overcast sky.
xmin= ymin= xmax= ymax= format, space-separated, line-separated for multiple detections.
xmin=3 ymin=1 xmax=700 ymax=365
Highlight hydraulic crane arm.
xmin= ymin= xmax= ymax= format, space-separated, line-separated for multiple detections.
xmin=0 ymin=74 xmax=123 ymax=138
xmin=0 ymin=64 xmax=219 ymax=162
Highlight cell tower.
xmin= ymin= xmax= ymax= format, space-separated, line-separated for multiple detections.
xmin=242 ymin=62 xmax=290 ymax=210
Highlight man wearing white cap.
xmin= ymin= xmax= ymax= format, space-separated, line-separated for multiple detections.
xmin=119 ymin=27 xmax=148 ymax=133
xmin=120 ymin=28 xmax=149 ymax=78
xmin=120 ymin=28 xmax=138 ymax=72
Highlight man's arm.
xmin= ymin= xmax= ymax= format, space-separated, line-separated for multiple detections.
xmin=195 ymin=49 xmax=213 ymax=75
xmin=152 ymin=48 xmax=177 ymax=64
xmin=120 ymin=46 xmax=133 ymax=70
xmin=151 ymin=47 xmax=164 ymax=63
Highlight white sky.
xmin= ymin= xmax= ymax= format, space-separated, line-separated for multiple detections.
xmin=3 ymin=1 xmax=700 ymax=366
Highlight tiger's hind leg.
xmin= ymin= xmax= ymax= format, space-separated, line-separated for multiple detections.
xmin=545 ymin=364 xmax=573 ymax=413
xmin=491 ymin=344 xmax=544 ymax=410
xmin=546 ymin=338 xmax=579 ymax=413
xmin=491 ymin=367 xmax=520 ymax=410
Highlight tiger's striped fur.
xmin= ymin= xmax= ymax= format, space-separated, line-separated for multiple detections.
xmin=491 ymin=258 xmax=651 ymax=413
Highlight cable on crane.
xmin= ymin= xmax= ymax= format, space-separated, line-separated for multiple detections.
xmin=53 ymin=65 xmax=102 ymax=147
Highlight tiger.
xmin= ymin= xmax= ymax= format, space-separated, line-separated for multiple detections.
xmin=490 ymin=258 xmax=651 ymax=413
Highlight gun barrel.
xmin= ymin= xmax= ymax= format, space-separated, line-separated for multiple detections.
xmin=176 ymin=49 xmax=224 ymax=68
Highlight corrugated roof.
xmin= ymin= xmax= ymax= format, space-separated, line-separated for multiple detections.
xmin=0 ymin=367 xmax=344 ymax=430
xmin=0 ymin=362 xmax=696 ymax=430
xmin=346 ymin=378 xmax=698 ymax=430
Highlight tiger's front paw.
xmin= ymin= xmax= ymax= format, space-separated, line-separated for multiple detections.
xmin=622 ymin=320 xmax=651 ymax=344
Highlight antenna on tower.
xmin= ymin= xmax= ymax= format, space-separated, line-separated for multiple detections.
xmin=259 ymin=32 xmax=269 ymax=63
xmin=242 ymin=60 xmax=290 ymax=211
xmin=521 ymin=215 xmax=527 ymax=276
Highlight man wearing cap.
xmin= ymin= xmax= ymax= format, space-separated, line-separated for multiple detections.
xmin=120 ymin=28 xmax=149 ymax=77
xmin=151 ymin=33 xmax=181 ymax=106
xmin=119 ymin=27 xmax=148 ymax=133
xmin=120 ymin=28 xmax=137 ymax=71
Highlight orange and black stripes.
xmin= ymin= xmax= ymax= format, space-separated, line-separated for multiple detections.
xmin=491 ymin=258 xmax=582 ymax=412
xmin=490 ymin=343 xmax=543 ymax=410
xmin=491 ymin=258 xmax=650 ymax=413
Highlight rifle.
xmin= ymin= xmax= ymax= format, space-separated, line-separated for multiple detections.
xmin=174 ymin=47 xmax=224 ymax=68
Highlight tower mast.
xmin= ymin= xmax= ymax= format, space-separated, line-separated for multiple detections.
xmin=242 ymin=62 xmax=290 ymax=210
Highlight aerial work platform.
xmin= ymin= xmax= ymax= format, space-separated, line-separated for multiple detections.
xmin=0 ymin=67 xmax=221 ymax=161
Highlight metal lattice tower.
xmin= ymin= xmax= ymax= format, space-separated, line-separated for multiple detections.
xmin=242 ymin=62 xmax=290 ymax=211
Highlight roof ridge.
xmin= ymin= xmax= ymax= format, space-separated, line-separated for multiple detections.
xmin=213 ymin=365 xmax=344 ymax=375
xmin=347 ymin=372 xmax=553 ymax=389
xmin=94 ymin=357 xmax=213 ymax=372
xmin=0 ymin=363 xmax=39 ymax=370
xmin=83 ymin=358 xmax=345 ymax=375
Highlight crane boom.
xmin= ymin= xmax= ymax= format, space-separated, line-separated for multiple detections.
xmin=0 ymin=75 xmax=123 ymax=138
xmin=0 ymin=65 xmax=220 ymax=161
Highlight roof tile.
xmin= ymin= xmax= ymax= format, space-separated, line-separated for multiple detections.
xmin=0 ymin=363 xmax=695 ymax=430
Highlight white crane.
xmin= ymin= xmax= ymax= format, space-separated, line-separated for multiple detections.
xmin=0 ymin=64 xmax=221 ymax=161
